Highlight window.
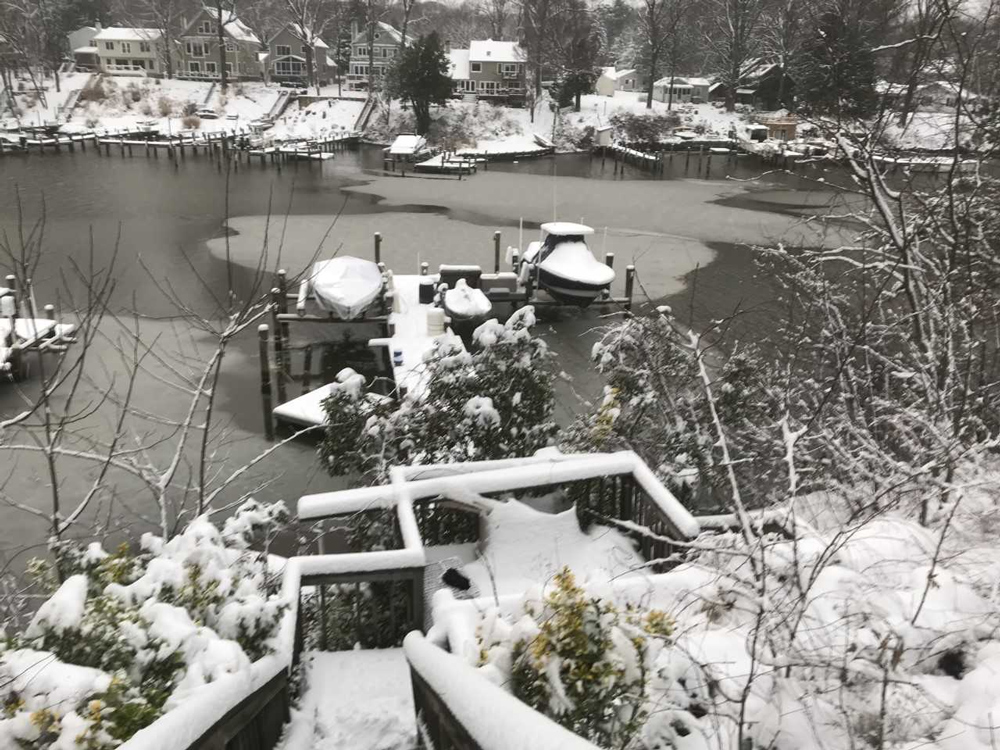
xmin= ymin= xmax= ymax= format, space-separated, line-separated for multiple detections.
xmin=186 ymin=42 xmax=206 ymax=57
xmin=198 ymin=21 xmax=215 ymax=34
xmin=356 ymin=46 xmax=368 ymax=57
xmin=205 ymin=61 xmax=217 ymax=73
xmin=479 ymin=80 xmax=497 ymax=93
xmin=132 ymin=59 xmax=145 ymax=69
xmin=276 ymin=60 xmax=303 ymax=75
xmin=189 ymin=61 xmax=201 ymax=72
xmin=225 ymin=42 xmax=236 ymax=52
xmin=500 ymin=63 xmax=518 ymax=75
xmin=301 ymin=45 xmax=308 ymax=53
xmin=115 ymin=58 xmax=128 ymax=66
xmin=276 ymin=44 xmax=291 ymax=56
xmin=104 ymin=41 xmax=114 ymax=50
xmin=458 ymin=79 xmax=475 ymax=92
xmin=121 ymin=42 xmax=131 ymax=53
xmin=471 ymin=62 xmax=481 ymax=73
xmin=374 ymin=32 xmax=380 ymax=39
xmin=226 ymin=62 xmax=232 ymax=74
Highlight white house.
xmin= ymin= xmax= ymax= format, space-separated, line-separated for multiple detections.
xmin=68 ymin=24 xmax=100 ymax=70
xmin=595 ymin=67 xmax=638 ymax=97
xmin=93 ymin=27 xmax=164 ymax=76
xmin=448 ymin=48 xmax=473 ymax=95
xmin=652 ymin=76 xmax=711 ymax=104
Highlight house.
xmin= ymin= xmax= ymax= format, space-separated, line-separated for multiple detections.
xmin=916 ymin=80 xmax=983 ymax=109
xmin=67 ymin=25 xmax=100 ymax=70
xmin=177 ymin=7 xmax=262 ymax=81
xmin=708 ymin=63 xmax=793 ymax=110
xmin=267 ymin=23 xmax=334 ymax=86
xmin=652 ymin=76 xmax=710 ymax=104
xmin=753 ymin=111 xmax=798 ymax=141
xmin=466 ymin=40 xmax=525 ymax=101
xmin=448 ymin=48 xmax=473 ymax=96
xmin=347 ymin=21 xmax=401 ymax=90
xmin=595 ymin=67 xmax=638 ymax=96
xmin=93 ymin=27 xmax=164 ymax=76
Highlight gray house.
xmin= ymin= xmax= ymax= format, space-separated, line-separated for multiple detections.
xmin=177 ymin=7 xmax=262 ymax=81
xmin=267 ymin=24 xmax=333 ymax=86
xmin=347 ymin=21 xmax=401 ymax=90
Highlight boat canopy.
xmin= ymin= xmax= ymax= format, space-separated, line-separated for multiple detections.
xmin=539 ymin=242 xmax=616 ymax=286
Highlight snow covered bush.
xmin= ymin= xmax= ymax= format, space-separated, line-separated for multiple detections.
xmin=0 ymin=502 xmax=288 ymax=749
xmin=608 ymin=112 xmax=681 ymax=146
xmin=477 ymin=568 xmax=677 ymax=750
xmin=320 ymin=306 xmax=557 ymax=484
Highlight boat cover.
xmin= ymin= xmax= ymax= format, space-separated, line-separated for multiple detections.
xmin=309 ymin=256 xmax=383 ymax=319
xmin=539 ymin=242 xmax=616 ymax=286
xmin=444 ymin=278 xmax=492 ymax=319
xmin=540 ymin=221 xmax=594 ymax=236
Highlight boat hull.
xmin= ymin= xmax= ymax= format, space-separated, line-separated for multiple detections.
xmin=536 ymin=268 xmax=609 ymax=307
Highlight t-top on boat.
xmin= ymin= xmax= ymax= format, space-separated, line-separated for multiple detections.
xmin=520 ymin=222 xmax=616 ymax=307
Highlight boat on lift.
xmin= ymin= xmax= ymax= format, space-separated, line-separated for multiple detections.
xmin=303 ymin=256 xmax=384 ymax=319
xmin=520 ymin=222 xmax=615 ymax=307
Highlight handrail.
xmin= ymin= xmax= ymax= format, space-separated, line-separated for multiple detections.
xmin=405 ymin=632 xmax=600 ymax=750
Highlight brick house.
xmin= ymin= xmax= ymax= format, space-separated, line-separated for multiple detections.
xmin=267 ymin=24 xmax=334 ymax=86
xmin=177 ymin=7 xmax=262 ymax=81
xmin=347 ymin=21 xmax=401 ymax=90
xmin=93 ymin=27 xmax=164 ymax=76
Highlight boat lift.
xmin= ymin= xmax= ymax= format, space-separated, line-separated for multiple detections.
xmin=1 ymin=275 xmax=77 ymax=380
xmin=257 ymin=229 xmax=637 ymax=440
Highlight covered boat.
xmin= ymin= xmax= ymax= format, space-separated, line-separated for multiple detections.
xmin=443 ymin=278 xmax=492 ymax=322
xmin=307 ymin=256 xmax=384 ymax=319
xmin=521 ymin=222 xmax=615 ymax=306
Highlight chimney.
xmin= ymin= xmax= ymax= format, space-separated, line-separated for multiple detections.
xmin=95 ymin=21 xmax=102 ymax=31
xmin=351 ymin=19 xmax=359 ymax=39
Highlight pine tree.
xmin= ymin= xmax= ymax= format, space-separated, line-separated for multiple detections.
xmin=385 ymin=31 xmax=452 ymax=134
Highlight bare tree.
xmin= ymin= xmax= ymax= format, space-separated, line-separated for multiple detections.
xmin=481 ymin=0 xmax=510 ymax=39
xmin=519 ymin=0 xmax=566 ymax=120
xmin=282 ymin=0 xmax=333 ymax=94
xmin=703 ymin=0 xmax=768 ymax=111
xmin=637 ymin=0 xmax=689 ymax=109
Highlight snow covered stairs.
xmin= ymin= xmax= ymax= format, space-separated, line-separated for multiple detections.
xmin=282 ymin=649 xmax=417 ymax=750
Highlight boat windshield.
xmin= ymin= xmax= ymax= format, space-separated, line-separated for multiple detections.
xmin=539 ymin=234 xmax=587 ymax=262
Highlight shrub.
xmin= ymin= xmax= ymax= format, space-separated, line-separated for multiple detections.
xmin=182 ymin=101 xmax=198 ymax=116
xmin=78 ymin=80 xmax=107 ymax=103
xmin=182 ymin=115 xmax=201 ymax=129
xmin=608 ymin=111 xmax=682 ymax=145
xmin=157 ymin=96 xmax=173 ymax=117
xmin=140 ymin=102 xmax=153 ymax=116
xmin=127 ymin=83 xmax=142 ymax=103
xmin=490 ymin=569 xmax=675 ymax=749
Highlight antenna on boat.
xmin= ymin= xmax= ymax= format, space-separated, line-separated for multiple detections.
xmin=552 ymin=159 xmax=558 ymax=222
xmin=519 ymin=217 xmax=523 ymax=252
xmin=602 ymin=227 xmax=607 ymax=256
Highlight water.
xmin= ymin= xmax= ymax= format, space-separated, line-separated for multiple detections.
xmin=0 ymin=144 xmax=847 ymax=563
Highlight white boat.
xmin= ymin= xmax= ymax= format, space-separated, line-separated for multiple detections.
xmin=521 ymin=222 xmax=615 ymax=307
xmin=443 ymin=278 xmax=492 ymax=322
xmin=306 ymin=256 xmax=384 ymax=319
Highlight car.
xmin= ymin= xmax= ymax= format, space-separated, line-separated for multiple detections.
xmin=196 ymin=109 xmax=219 ymax=119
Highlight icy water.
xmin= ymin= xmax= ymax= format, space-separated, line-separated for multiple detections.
xmin=0 ymin=144 xmax=849 ymax=562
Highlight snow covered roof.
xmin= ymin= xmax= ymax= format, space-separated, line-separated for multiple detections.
xmin=653 ymin=76 xmax=711 ymax=87
xmin=272 ymin=23 xmax=329 ymax=48
xmin=469 ymin=39 xmax=522 ymax=63
xmin=197 ymin=7 xmax=260 ymax=44
xmin=389 ymin=133 xmax=427 ymax=155
xmin=93 ymin=27 xmax=163 ymax=42
xmin=605 ymin=67 xmax=636 ymax=81
xmin=448 ymin=48 xmax=470 ymax=80
xmin=74 ymin=46 xmax=99 ymax=54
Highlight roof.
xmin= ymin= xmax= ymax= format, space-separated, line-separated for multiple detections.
xmin=541 ymin=222 xmax=594 ymax=236
xmin=469 ymin=40 xmax=522 ymax=63
xmin=353 ymin=22 xmax=402 ymax=45
xmin=448 ymin=48 xmax=470 ymax=80
xmin=653 ymin=76 xmax=711 ymax=87
xmin=198 ymin=7 xmax=260 ymax=44
xmin=605 ymin=67 xmax=636 ymax=81
xmin=93 ymin=27 xmax=163 ymax=42
xmin=271 ymin=23 xmax=328 ymax=48
xmin=74 ymin=46 xmax=99 ymax=54
xmin=736 ymin=88 xmax=756 ymax=94
xmin=389 ymin=134 xmax=427 ymax=155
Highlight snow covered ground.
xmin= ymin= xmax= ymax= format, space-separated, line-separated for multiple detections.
xmin=278 ymin=649 xmax=416 ymax=750
xmin=267 ymin=98 xmax=365 ymax=141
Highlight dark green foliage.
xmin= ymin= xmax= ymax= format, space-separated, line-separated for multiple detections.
xmin=794 ymin=0 xmax=878 ymax=120
xmin=386 ymin=31 xmax=454 ymax=134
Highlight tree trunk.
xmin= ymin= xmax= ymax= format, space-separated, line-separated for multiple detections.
xmin=667 ymin=70 xmax=675 ymax=110
xmin=218 ymin=9 xmax=228 ymax=92
xmin=575 ymin=88 xmax=581 ymax=111
xmin=306 ymin=44 xmax=315 ymax=90
xmin=165 ymin=40 xmax=174 ymax=79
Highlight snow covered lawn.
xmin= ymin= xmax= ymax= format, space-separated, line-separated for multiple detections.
xmin=279 ymin=649 xmax=416 ymax=750
xmin=267 ymin=98 xmax=364 ymax=141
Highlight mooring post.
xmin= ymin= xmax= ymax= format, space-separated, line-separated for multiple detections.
xmin=420 ymin=261 xmax=429 ymax=276
xmin=276 ymin=269 xmax=289 ymax=313
xmin=605 ymin=252 xmax=615 ymax=269
xmin=493 ymin=231 xmax=501 ymax=273
xmin=302 ymin=344 xmax=313 ymax=394
xmin=511 ymin=249 xmax=519 ymax=270
xmin=258 ymin=324 xmax=274 ymax=441
xmin=270 ymin=289 xmax=287 ymax=404
xmin=44 ymin=304 xmax=55 ymax=339
xmin=624 ymin=265 xmax=636 ymax=311
xmin=374 ymin=232 xmax=382 ymax=265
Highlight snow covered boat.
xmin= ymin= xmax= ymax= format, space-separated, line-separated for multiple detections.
xmin=443 ymin=278 xmax=492 ymax=322
xmin=521 ymin=222 xmax=616 ymax=307
xmin=305 ymin=256 xmax=384 ymax=319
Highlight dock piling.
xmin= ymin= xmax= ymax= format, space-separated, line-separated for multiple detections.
xmin=258 ymin=324 xmax=275 ymax=441
xmin=493 ymin=231 xmax=501 ymax=273
xmin=625 ymin=265 xmax=636 ymax=311
xmin=374 ymin=232 xmax=382 ymax=265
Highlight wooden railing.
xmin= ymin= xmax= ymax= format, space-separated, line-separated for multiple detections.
xmin=187 ymin=670 xmax=290 ymax=750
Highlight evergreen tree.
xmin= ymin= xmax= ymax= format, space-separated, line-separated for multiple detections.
xmin=794 ymin=0 xmax=878 ymax=121
xmin=554 ymin=0 xmax=603 ymax=111
xmin=385 ymin=31 xmax=452 ymax=134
